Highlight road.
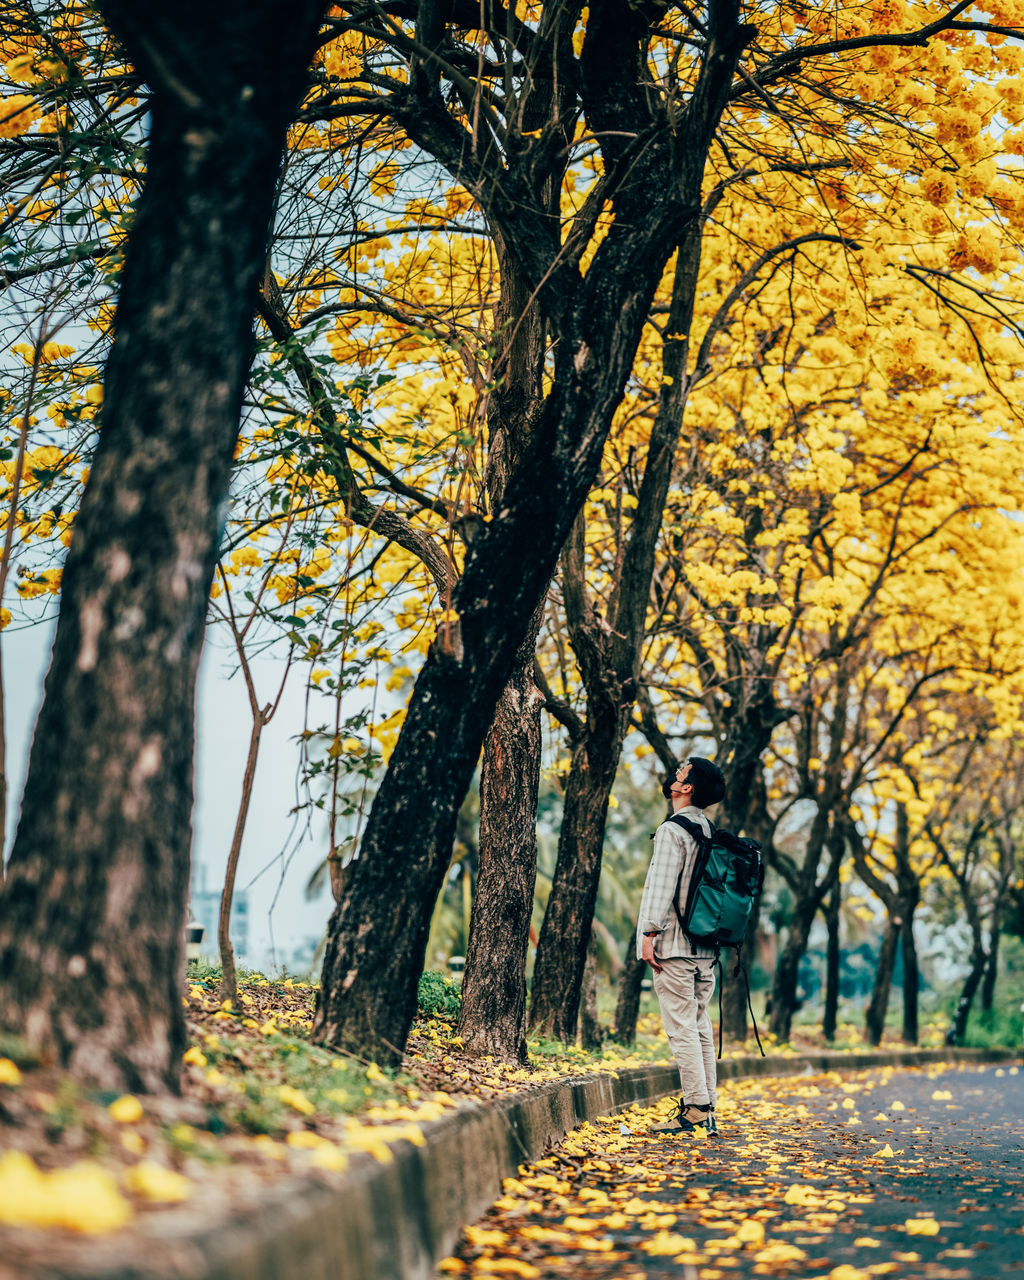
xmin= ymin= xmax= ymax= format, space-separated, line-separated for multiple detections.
xmin=441 ymin=1060 xmax=1024 ymax=1279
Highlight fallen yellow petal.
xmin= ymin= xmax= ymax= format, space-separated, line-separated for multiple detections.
xmin=308 ymin=1145 xmax=349 ymax=1173
xmin=0 ymin=1058 xmax=22 ymax=1086
xmin=905 ymin=1218 xmax=940 ymax=1235
xmin=735 ymin=1219 xmax=765 ymax=1246
xmin=463 ymin=1225 xmax=508 ymax=1248
xmin=641 ymin=1231 xmax=698 ymax=1255
xmin=278 ymin=1085 xmax=316 ymax=1115
xmin=473 ymin=1261 xmax=540 ymax=1278
xmin=754 ymin=1243 xmax=807 ymax=1264
xmin=108 ymin=1095 xmax=144 ymax=1124
xmin=123 ymin=1161 xmax=192 ymax=1204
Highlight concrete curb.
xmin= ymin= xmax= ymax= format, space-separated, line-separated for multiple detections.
xmin=24 ymin=1046 xmax=1020 ymax=1280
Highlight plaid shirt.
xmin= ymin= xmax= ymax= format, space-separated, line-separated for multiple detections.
xmin=635 ymin=805 xmax=717 ymax=961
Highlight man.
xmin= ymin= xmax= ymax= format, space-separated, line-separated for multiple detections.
xmin=637 ymin=756 xmax=726 ymax=1135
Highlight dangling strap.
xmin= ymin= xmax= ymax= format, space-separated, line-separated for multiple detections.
xmin=733 ymin=945 xmax=766 ymax=1058
xmin=716 ymin=954 xmax=724 ymax=1059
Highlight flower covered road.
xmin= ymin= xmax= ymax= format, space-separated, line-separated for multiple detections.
xmin=440 ymin=1062 xmax=1024 ymax=1279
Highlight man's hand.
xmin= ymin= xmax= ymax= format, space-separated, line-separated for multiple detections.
xmin=641 ymin=932 xmax=663 ymax=973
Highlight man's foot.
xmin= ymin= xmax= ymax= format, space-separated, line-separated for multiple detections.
xmin=651 ymin=1099 xmax=712 ymax=1135
xmin=706 ymin=1108 xmax=718 ymax=1136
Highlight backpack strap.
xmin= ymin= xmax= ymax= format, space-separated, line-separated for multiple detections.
xmin=732 ymin=944 xmax=766 ymax=1057
xmin=667 ymin=813 xmax=715 ymax=840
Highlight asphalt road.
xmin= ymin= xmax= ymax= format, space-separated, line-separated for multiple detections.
xmin=445 ymin=1060 xmax=1024 ymax=1279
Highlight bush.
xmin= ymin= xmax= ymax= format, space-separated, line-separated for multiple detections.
xmin=418 ymin=970 xmax=461 ymax=1019
xmin=963 ymin=1003 xmax=1024 ymax=1050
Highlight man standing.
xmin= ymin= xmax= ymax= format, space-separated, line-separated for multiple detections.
xmin=637 ymin=756 xmax=726 ymax=1135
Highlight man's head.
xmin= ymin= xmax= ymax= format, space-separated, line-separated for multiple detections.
xmin=675 ymin=756 xmax=725 ymax=810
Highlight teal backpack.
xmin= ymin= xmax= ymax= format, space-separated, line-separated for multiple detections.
xmin=669 ymin=815 xmax=763 ymax=948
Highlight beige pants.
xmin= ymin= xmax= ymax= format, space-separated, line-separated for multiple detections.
xmin=653 ymin=954 xmax=717 ymax=1107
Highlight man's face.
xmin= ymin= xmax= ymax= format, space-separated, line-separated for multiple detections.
xmin=675 ymin=761 xmax=693 ymax=800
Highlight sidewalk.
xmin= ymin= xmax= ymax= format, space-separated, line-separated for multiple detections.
xmin=446 ymin=1055 xmax=1024 ymax=1279
xmin=7 ymin=1044 xmax=1016 ymax=1280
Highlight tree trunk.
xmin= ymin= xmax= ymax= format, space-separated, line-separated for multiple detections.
xmin=945 ymin=943 xmax=988 ymax=1046
xmin=864 ymin=918 xmax=900 ymax=1047
xmin=850 ymin=804 xmax=921 ymax=1047
xmin=579 ymin=932 xmax=603 ymax=1051
xmin=823 ymin=883 xmax=840 ymax=1043
xmin=456 ymin=616 xmax=544 ymax=1062
xmin=769 ymin=905 xmax=815 ymax=1042
xmin=529 ymin=717 xmax=622 ymax=1041
xmin=456 ymin=211 xmax=548 ymax=1062
xmin=901 ymin=915 xmax=919 ymax=1045
xmin=770 ymin=814 xmax=843 ymax=1042
xmin=528 ymin=213 xmax=715 ymax=1042
xmin=0 ymin=1 xmax=325 ymax=1093
xmin=612 ymin=928 xmax=645 ymax=1046
xmin=981 ymin=926 xmax=999 ymax=1013
xmin=218 ymin=705 xmax=269 ymax=1006
xmin=719 ymin=730 xmax=776 ymax=1043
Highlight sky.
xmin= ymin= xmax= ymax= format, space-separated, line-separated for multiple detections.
xmin=3 ymin=617 xmax=337 ymax=974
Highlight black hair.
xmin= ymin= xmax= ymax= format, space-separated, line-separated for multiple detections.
xmin=686 ymin=756 xmax=725 ymax=809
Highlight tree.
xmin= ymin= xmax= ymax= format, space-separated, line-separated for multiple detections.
xmin=848 ymin=802 xmax=923 ymax=1045
xmin=529 ymin=0 xmax=1024 ymax=1044
xmin=0 ymin=0 xmax=329 ymax=1092
xmin=311 ymin=0 xmax=758 ymax=1067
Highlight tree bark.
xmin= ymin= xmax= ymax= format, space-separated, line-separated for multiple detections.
xmin=864 ymin=919 xmax=900 ymax=1047
xmin=612 ymin=928 xmax=645 ymax=1046
xmin=579 ymin=932 xmax=603 ymax=1051
xmin=720 ymin=747 xmax=775 ymax=1042
xmin=981 ymin=926 xmax=999 ymax=1013
xmin=945 ymin=941 xmax=988 ymax=1045
xmin=218 ymin=704 xmax=269 ymax=1006
xmin=529 ymin=696 xmax=624 ymax=1040
xmin=769 ymin=678 xmax=850 ymax=1043
xmin=822 ymin=882 xmax=840 ymax=1043
xmin=456 ymin=215 xmax=550 ymax=1063
xmin=849 ymin=804 xmax=921 ymax=1047
xmin=901 ymin=915 xmax=919 ymax=1044
xmin=456 ymin=613 xmax=544 ymax=1061
xmin=769 ymin=904 xmax=816 ymax=1042
xmin=0 ymin=0 xmax=327 ymax=1092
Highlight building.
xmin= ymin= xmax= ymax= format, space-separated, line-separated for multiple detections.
xmin=190 ymin=863 xmax=249 ymax=965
